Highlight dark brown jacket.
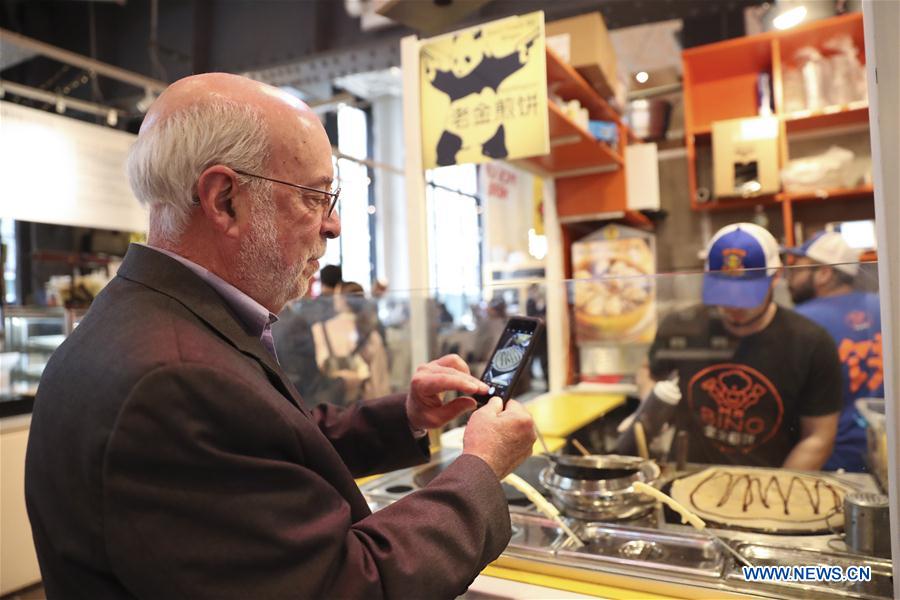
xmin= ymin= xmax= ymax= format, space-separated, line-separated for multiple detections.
xmin=25 ymin=244 xmax=510 ymax=599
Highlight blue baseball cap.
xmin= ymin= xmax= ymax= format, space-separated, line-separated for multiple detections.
xmin=702 ymin=223 xmax=782 ymax=309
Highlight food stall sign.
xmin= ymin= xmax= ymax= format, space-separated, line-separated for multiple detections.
xmin=419 ymin=11 xmax=549 ymax=169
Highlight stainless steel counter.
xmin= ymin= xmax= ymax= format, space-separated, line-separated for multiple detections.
xmin=360 ymin=452 xmax=894 ymax=600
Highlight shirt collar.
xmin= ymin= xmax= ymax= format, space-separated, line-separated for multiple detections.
xmin=138 ymin=244 xmax=277 ymax=339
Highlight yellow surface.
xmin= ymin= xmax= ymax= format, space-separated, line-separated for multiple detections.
xmin=487 ymin=557 xmax=754 ymax=600
xmin=357 ymin=436 xmax=563 ymax=487
xmin=482 ymin=565 xmax=687 ymax=599
xmin=355 ymin=473 xmax=382 ymax=486
xmin=535 ymin=435 xmax=565 ymax=454
xmin=527 ymin=393 xmax=625 ymax=438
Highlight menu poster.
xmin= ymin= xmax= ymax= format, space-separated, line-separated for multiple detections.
xmin=419 ymin=11 xmax=549 ymax=169
xmin=572 ymin=225 xmax=657 ymax=344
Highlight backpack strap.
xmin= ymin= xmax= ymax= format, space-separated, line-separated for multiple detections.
xmin=351 ymin=328 xmax=373 ymax=357
xmin=321 ymin=321 xmax=336 ymax=358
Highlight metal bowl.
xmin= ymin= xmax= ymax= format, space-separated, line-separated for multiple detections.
xmin=539 ymin=455 xmax=660 ymax=521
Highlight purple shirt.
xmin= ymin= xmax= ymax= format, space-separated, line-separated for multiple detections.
xmin=139 ymin=244 xmax=279 ymax=362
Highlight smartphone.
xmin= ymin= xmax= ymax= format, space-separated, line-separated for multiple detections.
xmin=472 ymin=316 xmax=544 ymax=406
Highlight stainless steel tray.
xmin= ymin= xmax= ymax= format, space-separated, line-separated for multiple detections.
xmin=560 ymin=522 xmax=725 ymax=579
xmin=504 ymin=513 xmax=725 ymax=579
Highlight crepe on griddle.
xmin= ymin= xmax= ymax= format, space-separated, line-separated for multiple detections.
xmin=670 ymin=467 xmax=851 ymax=533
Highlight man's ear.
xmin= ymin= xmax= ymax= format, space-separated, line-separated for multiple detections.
xmin=196 ymin=166 xmax=240 ymax=237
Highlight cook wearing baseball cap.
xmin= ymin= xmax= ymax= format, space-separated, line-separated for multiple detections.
xmin=784 ymin=231 xmax=861 ymax=305
xmin=782 ymin=230 xmax=880 ymax=472
xmin=643 ymin=221 xmax=843 ymax=470
xmin=702 ymin=222 xmax=783 ymax=310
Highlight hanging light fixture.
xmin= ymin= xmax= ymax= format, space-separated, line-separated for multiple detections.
xmin=773 ymin=5 xmax=808 ymax=30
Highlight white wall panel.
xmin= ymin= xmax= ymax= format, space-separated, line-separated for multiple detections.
xmin=0 ymin=101 xmax=147 ymax=233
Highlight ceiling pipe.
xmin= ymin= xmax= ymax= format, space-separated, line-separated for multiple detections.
xmin=0 ymin=79 xmax=125 ymax=122
xmin=0 ymin=27 xmax=168 ymax=93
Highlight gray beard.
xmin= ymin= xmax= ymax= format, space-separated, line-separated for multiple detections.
xmin=235 ymin=200 xmax=309 ymax=308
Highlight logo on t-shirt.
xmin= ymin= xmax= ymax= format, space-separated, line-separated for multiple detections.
xmin=845 ymin=309 xmax=872 ymax=331
xmin=839 ymin=332 xmax=883 ymax=394
xmin=688 ymin=363 xmax=784 ymax=455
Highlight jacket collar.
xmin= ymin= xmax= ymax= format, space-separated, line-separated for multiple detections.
xmin=116 ymin=243 xmax=310 ymax=416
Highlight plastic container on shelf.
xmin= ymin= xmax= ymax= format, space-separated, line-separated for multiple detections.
xmin=587 ymin=120 xmax=618 ymax=147
xmin=780 ymin=145 xmax=856 ymax=192
xmin=757 ymin=72 xmax=773 ymax=116
xmin=856 ymin=398 xmax=888 ymax=493
xmin=782 ymin=68 xmax=805 ymax=113
xmin=823 ymin=34 xmax=867 ymax=105
xmin=795 ymin=46 xmax=829 ymax=111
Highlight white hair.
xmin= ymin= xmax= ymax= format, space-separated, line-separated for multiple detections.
xmin=126 ymin=98 xmax=272 ymax=245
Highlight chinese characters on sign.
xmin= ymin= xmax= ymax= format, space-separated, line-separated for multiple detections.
xmin=419 ymin=11 xmax=549 ymax=169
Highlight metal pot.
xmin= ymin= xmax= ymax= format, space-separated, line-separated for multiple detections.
xmin=539 ymin=455 xmax=660 ymax=520
xmin=844 ymin=492 xmax=891 ymax=558
xmin=625 ymin=99 xmax=671 ymax=141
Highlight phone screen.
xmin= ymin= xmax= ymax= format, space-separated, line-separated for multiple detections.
xmin=473 ymin=317 xmax=542 ymax=406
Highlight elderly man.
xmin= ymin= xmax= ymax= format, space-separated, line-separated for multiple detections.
xmin=645 ymin=223 xmax=842 ymax=469
xmin=785 ymin=231 xmax=884 ymax=472
xmin=25 ymin=73 xmax=536 ymax=599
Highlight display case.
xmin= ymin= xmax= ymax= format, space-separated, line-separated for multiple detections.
xmin=0 ymin=306 xmax=85 ymax=417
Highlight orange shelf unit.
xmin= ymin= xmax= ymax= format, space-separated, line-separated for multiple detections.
xmin=776 ymin=185 xmax=873 ymax=204
xmin=681 ymin=12 xmax=873 ymax=247
xmin=555 ymin=171 xmax=628 ymax=220
xmin=522 ymin=101 xmax=622 ymax=175
xmin=682 ymin=33 xmax=775 ymax=135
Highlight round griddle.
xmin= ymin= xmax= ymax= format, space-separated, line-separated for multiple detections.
xmin=659 ymin=472 xmax=846 ymax=536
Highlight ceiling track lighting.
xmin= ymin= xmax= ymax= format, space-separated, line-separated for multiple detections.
xmin=0 ymin=79 xmax=123 ymax=127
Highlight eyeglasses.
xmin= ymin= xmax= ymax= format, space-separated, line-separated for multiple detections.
xmin=232 ymin=168 xmax=340 ymax=218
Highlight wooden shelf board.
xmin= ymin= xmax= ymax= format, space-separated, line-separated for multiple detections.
xmin=783 ymin=104 xmax=869 ymax=133
xmin=523 ymin=101 xmax=622 ymax=174
xmin=545 ymin=46 xmax=621 ymax=125
xmin=692 ymin=194 xmax=778 ymax=212
xmin=776 ymin=185 xmax=873 ymax=203
xmin=623 ymin=211 xmax=653 ymax=229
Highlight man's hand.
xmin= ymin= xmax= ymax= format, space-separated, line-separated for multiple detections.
xmin=406 ymin=354 xmax=488 ymax=431
xmin=463 ymin=397 xmax=536 ymax=479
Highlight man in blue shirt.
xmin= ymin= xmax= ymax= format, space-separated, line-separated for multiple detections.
xmin=785 ymin=231 xmax=884 ymax=472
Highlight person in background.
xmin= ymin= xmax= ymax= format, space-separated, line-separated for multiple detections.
xmin=645 ymin=223 xmax=842 ymax=469
xmin=302 ymin=263 xmax=342 ymax=324
xmin=272 ymin=303 xmax=347 ymax=406
xmin=25 ymin=72 xmax=536 ymax=599
xmin=785 ymin=231 xmax=884 ymax=472
xmin=312 ymin=281 xmax=391 ymax=401
xmin=372 ymin=278 xmax=389 ymax=299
